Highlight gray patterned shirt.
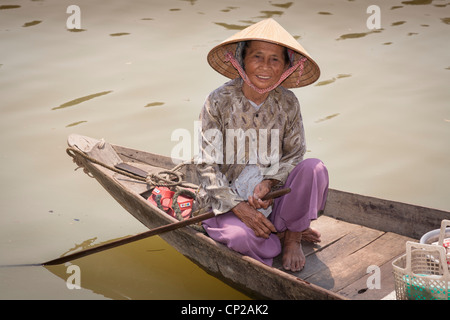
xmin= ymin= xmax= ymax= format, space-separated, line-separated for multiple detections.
xmin=196 ymin=78 xmax=306 ymax=215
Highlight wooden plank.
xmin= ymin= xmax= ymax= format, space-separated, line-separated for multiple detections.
xmin=273 ymin=216 xmax=414 ymax=298
xmin=272 ymin=216 xmax=384 ymax=292
xmin=300 ymin=226 xmax=383 ymax=289
xmin=114 ymin=145 xmax=175 ymax=170
xmin=325 ymin=189 xmax=449 ymax=239
xmin=338 ymin=256 xmax=400 ymax=300
xmin=306 ymin=232 xmax=411 ymax=293
xmin=337 ymin=232 xmax=415 ymax=300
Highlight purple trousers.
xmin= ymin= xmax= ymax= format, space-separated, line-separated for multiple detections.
xmin=202 ymin=158 xmax=329 ymax=266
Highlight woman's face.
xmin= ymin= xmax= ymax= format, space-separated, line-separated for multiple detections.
xmin=243 ymin=41 xmax=288 ymax=91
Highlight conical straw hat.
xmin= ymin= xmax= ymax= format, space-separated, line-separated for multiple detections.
xmin=207 ymin=18 xmax=320 ymax=88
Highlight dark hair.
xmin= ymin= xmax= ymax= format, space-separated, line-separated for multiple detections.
xmin=241 ymin=41 xmax=290 ymax=67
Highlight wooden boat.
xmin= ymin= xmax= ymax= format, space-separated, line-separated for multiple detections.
xmin=66 ymin=134 xmax=449 ymax=300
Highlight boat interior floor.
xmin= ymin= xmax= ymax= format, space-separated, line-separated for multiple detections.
xmin=272 ymin=215 xmax=413 ymax=300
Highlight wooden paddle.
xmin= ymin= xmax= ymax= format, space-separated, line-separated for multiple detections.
xmin=42 ymin=187 xmax=291 ymax=266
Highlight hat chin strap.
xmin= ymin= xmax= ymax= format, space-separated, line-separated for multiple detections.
xmin=225 ymin=51 xmax=306 ymax=94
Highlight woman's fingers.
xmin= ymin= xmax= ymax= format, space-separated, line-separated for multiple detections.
xmin=248 ymin=195 xmax=273 ymax=210
xmin=232 ymin=202 xmax=276 ymax=238
xmin=251 ymin=212 xmax=277 ymax=238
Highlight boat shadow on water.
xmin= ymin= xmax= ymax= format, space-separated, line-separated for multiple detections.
xmin=44 ymin=233 xmax=251 ymax=300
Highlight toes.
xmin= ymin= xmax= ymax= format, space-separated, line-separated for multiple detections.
xmin=282 ymin=253 xmax=305 ymax=272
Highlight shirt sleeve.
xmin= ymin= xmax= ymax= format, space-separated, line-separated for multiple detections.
xmin=196 ymin=94 xmax=245 ymax=215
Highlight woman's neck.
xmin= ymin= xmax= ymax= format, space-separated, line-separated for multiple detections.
xmin=242 ymin=82 xmax=269 ymax=105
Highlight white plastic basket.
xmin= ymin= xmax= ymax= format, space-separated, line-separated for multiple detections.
xmin=393 ymin=241 xmax=450 ymax=300
xmin=420 ymin=219 xmax=450 ymax=267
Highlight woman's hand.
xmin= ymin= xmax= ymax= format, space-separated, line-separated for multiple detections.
xmin=247 ymin=179 xmax=277 ymax=210
xmin=232 ymin=202 xmax=276 ymax=238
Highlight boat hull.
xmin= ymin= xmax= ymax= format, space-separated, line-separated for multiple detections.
xmin=67 ymin=134 xmax=449 ymax=300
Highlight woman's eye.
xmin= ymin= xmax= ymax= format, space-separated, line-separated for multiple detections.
xmin=271 ymin=57 xmax=281 ymax=64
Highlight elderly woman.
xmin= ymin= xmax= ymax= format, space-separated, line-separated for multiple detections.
xmin=196 ymin=19 xmax=328 ymax=272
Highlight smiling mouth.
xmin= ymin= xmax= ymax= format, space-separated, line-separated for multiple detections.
xmin=256 ymin=75 xmax=271 ymax=80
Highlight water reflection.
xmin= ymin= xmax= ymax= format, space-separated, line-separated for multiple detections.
xmin=315 ymin=74 xmax=351 ymax=87
xmin=258 ymin=11 xmax=284 ymax=19
xmin=336 ymin=29 xmax=383 ymax=41
xmin=315 ymin=78 xmax=336 ymax=86
xmin=214 ymin=22 xmax=249 ymax=30
xmin=270 ymin=2 xmax=294 ymax=9
xmin=45 ymin=236 xmax=250 ymax=300
xmin=315 ymin=113 xmax=340 ymax=123
xmin=110 ymin=32 xmax=130 ymax=37
xmin=145 ymin=102 xmax=165 ymax=108
xmin=181 ymin=0 xmax=197 ymax=5
xmin=0 ymin=5 xmax=21 ymax=10
xmin=67 ymin=28 xmax=86 ymax=32
xmin=60 ymin=237 xmax=99 ymax=257
xmin=52 ymin=91 xmax=113 ymax=110
xmin=66 ymin=121 xmax=88 ymax=128
xmin=220 ymin=6 xmax=238 ymax=13
xmin=402 ymin=0 xmax=432 ymax=5
xmin=22 ymin=21 xmax=42 ymax=27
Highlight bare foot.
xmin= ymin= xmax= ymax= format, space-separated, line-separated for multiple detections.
xmin=301 ymin=227 xmax=321 ymax=243
xmin=282 ymin=230 xmax=305 ymax=272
